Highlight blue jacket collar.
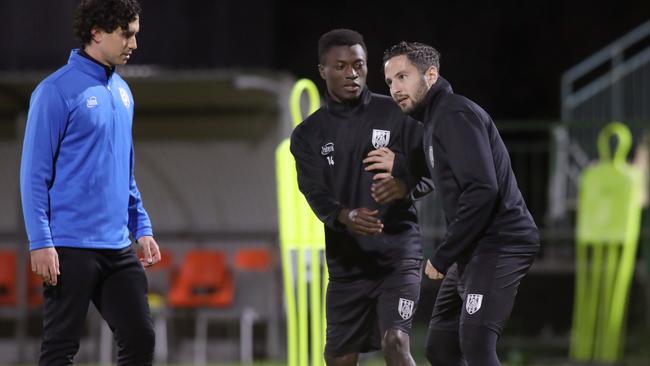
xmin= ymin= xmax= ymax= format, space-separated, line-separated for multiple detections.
xmin=68 ymin=49 xmax=115 ymax=82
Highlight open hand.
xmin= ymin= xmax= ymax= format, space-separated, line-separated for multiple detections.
xmin=363 ymin=148 xmax=395 ymax=174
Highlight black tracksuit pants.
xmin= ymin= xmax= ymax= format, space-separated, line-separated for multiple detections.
xmin=39 ymin=246 xmax=154 ymax=366
xmin=426 ymin=251 xmax=536 ymax=366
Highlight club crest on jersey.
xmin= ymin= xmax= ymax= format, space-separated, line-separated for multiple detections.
xmin=86 ymin=96 xmax=98 ymax=108
xmin=398 ymin=298 xmax=414 ymax=320
xmin=428 ymin=145 xmax=435 ymax=168
xmin=372 ymin=129 xmax=390 ymax=149
xmin=466 ymin=294 xmax=483 ymax=315
xmin=321 ymin=142 xmax=334 ymax=155
xmin=119 ymin=87 xmax=130 ymax=108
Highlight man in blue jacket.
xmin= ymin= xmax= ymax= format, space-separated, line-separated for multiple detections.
xmin=384 ymin=41 xmax=540 ymax=366
xmin=20 ymin=0 xmax=160 ymax=364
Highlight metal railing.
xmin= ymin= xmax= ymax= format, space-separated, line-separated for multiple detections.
xmin=550 ymin=20 xmax=650 ymax=225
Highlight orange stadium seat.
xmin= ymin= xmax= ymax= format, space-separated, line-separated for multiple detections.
xmin=234 ymin=248 xmax=272 ymax=271
xmin=27 ymin=268 xmax=43 ymax=307
xmin=0 ymin=250 xmax=17 ymax=306
xmin=167 ymin=250 xmax=233 ymax=308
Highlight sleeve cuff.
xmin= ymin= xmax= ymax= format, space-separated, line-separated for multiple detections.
xmin=392 ymin=154 xmax=417 ymax=190
xmin=134 ymin=228 xmax=154 ymax=240
xmin=29 ymin=240 xmax=54 ymax=251
xmin=326 ymin=207 xmax=347 ymax=232
xmin=429 ymin=255 xmax=451 ymax=276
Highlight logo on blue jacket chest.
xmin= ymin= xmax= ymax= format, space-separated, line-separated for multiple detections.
xmin=118 ymin=87 xmax=130 ymax=108
xmin=86 ymin=96 xmax=98 ymax=108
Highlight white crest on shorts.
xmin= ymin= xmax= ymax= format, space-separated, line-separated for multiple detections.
xmin=466 ymin=294 xmax=483 ymax=315
xmin=119 ymin=87 xmax=130 ymax=108
xmin=428 ymin=145 xmax=435 ymax=168
xmin=398 ymin=298 xmax=414 ymax=320
xmin=372 ymin=129 xmax=390 ymax=149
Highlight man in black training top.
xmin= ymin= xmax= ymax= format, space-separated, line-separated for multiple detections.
xmin=291 ymin=29 xmax=431 ymax=366
xmin=383 ymin=41 xmax=540 ymax=366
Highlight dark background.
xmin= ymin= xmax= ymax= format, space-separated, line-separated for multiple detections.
xmin=1 ymin=0 xmax=648 ymax=120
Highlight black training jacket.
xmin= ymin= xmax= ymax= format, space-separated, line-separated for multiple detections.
xmin=291 ymin=87 xmax=432 ymax=280
xmin=410 ymin=77 xmax=540 ymax=275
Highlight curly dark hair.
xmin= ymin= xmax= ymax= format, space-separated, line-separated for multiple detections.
xmin=383 ymin=41 xmax=441 ymax=74
xmin=318 ymin=29 xmax=367 ymax=64
xmin=73 ymin=0 xmax=142 ymax=45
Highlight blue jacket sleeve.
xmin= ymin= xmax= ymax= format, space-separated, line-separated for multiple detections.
xmin=128 ymin=145 xmax=153 ymax=240
xmin=20 ymin=83 xmax=68 ymax=250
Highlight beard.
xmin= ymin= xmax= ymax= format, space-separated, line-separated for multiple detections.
xmin=402 ymin=78 xmax=430 ymax=113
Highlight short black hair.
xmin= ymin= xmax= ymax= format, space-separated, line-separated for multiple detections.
xmin=318 ymin=29 xmax=367 ymax=64
xmin=73 ymin=0 xmax=142 ymax=45
xmin=383 ymin=41 xmax=441 ymax=74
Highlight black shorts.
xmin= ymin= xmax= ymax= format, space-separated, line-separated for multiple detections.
xmin=324 ymin=259 xmax=422 ymax=357
xmin=428 ymin=252 xmax=536 ymax=335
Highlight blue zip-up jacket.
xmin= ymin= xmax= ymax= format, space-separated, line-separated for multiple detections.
xmin=20 ymin=49 xmax=153 ymax=251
